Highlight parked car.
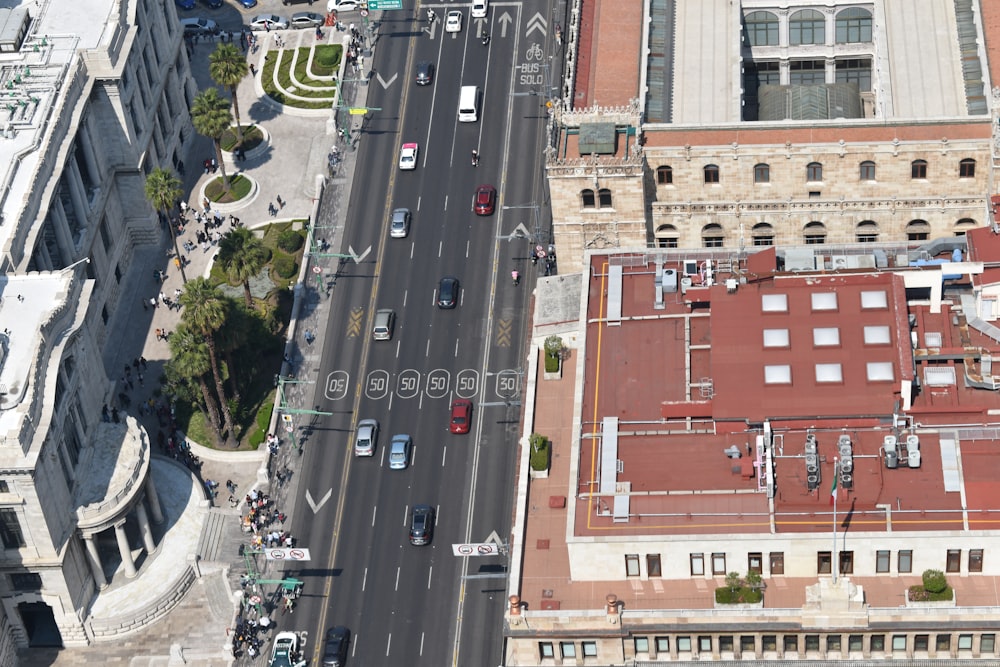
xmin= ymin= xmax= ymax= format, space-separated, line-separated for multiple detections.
xmin=290 ymin=11 xmax=325 ymax=28
xmin=322 ymin=626 xmax=350 ymax=667
xmin=175 ymin=0 xmax=197 ymax=11
xmin=437 ymin=276 xmax=459 ymax=309
xmin=199 ymin=0 xmax=223 ymax=9
xmin=327 ymin=0 xmax=360 ymax=11
xmin=409 ymin=505 xmax=434 ymax=545
xmin=354 ymin=419 xmax=379 ymax=457
xmin=450 ymin=399 xmax=472 ymax=434
xmin=415 ymin=61 xmax=435 ymax=86
xmin=389 ymin=434 xmax=412 ymax=470
xmin=236 ymin=0 xmax=259 ymax=8
xmin=250 ymin=14 xmax=290 ymax=30
xmin=181 ymin=17 xmax=218 ymax=34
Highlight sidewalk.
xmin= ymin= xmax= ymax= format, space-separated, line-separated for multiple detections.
xmin=20 ymin=24 xmax=373 ymax=667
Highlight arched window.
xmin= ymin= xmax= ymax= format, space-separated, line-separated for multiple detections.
xmin=859 ymin=161 xmax=876 ymax=181
xmin=954 ymin=218 xmax=977 ymax=237
xmin=911 ymin=160 xmax=928 ymax=179
xmin=906 ymin=220 xmax=931 ymax=241
xmin=744 ymin=10 xmax=778 ymax=46
xmin=856 ymin=221 xmax=878 ymax=243
xmin=754 ymin=163 xmax=770 ymax=184
xmin=702 ymin=224 xmax=724 ymax=248
xmin=836 ymin=7 xmax=872 ymax=43
xmin=804 ymin=221 xmax=826 ymax=245
xmin=752 ymin=223 xmax=774 ymax=246
xmin=806 ymin=162 xmax=823 ymax=182
xmin=598 ymin=189 xmax=612 ymax=208
xmin=959 ymin=158 xmax=976 ymax=178
xmin=790 ymin=9 xmax=825 ymax=45
xmin=655 ymin=224 xmax=679 ymax=248
xmin=581 ymin=189 xmax=595 ymax=208
xmin=656 ymin=165 xmax=673 ymax=185
xmin=704 ymin=164 xmax=720 ymax=184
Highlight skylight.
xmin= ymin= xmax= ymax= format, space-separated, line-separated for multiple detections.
xmin=860 ymin=290 xmax=888 ymax=309
xmin=761 ymin=294 xmax=788 ymax=313
xmin=763 ymin=328 xmax=790 ymax=348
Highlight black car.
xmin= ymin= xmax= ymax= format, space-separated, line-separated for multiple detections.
xmin=199 ymin=0 xmax=223 ymax=8
xmin=323 ymin=626 xmax=350 ymax=667
xmin=437 ymin=276 xmax=459 ymax=309
xmin=415 ymin=61 xmax=434 ymax=86
xmin=409 ymin=505 xmax=434 ymax=545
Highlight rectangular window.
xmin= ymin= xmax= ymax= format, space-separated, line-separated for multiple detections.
xmin=0 ymin=481 xmax=8 ymax=493
xmin=914 ymin=634 xmax=929 ymax=652
xmin=892 ymin=635 xmax=907 ymax=651
xmin=769 ymin=552 xmax=784 ymax=574
xmin=947 ymin=549 xmax=961 ymax=573
xmin=712 ymin=552 xmax=726 ymax=575
xmin=677 ymin=636 xmax=691 ymax=652
xmin=805 ymin=635 xmax=820 ymax=652
xmin=839 ymin=550 xmax=854 ymax=574
xmin=539 ymin=642 xmax=554 ymax=658
xmin=690 ymin=553 xmax=704 ymax=575
xmin=876 ymin=550 xmax=890 ymax=573
xmin=699 ymin=636 xmax=712 ymax=652
xmin=783 ymin=635 xmax=798 ymax=652
xmin=958 ymin=634 xmax=973 ymax=650
xmin=625 ymin=554 xmax=640 ymax=577
xmin=817 ymin=551 xmax=832 ymax=574
xmin=646 ymin=554 xmax=662 ymax=577
xmin=0 ymin=509 xmax=25 ymax=549
xmin=982 ymin=634 xmax=996 ymax=653
xmin=969 ymin=548 xmax=984 ymax=572
xmin=827 ymin=635 xmax=841 ymax=652
xmin=871 ymin=634 xmax=885 ymax=652
xmin=719 ymin=636 xmax=733 ymax=652
xmin=748 ymin=552 xmax=762 ymax=574
xmin=912 ymin=161 xmax=928 ymax=179
xmin=582 ymin=641 xmax=597 ymax=657
xmin=859 ymin=162 xmax=876 ymax=180
xmin=849 ymin=635 xmax=864 ymax=652
xmin=9 ymin=573 xmax=41 ymax=591
xmin=560 ymin=642 xmax=576 ymax=658
xmin=936 ymin=635 xmax=951 ymax=652
xmin=754 ymin=164 xmax=770 ymax=183
xmin=740 ymin=636 xmax=755 ymax=653
xmin=898 ymin=550 xmax=913 ymax=573
xmin=655 ymin=637 xmax=669 ymax=653
xmin=807 ymin=163 xmax=823 ymax=181
xmin=762 ymin=635 xmax=777 ymax=652
xmin=960 ymin=160 xmax=976 ymax=178
xmin=634 ymin=637 xmax=649 ymax=653
xmin=704 ymin=166 xmax=720 ymax=184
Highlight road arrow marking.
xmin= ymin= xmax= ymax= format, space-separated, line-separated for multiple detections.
xmin=424 ymin=21 xmax=437 ymax=39
xmin=484 ymin=530 xmax=503 ymax=546
xmin=498 ymin=12 xmax=512 ymax=38
xmin=475 ymin=17 xmax=487 ymax=37
xmin=305 ymin=488 xmax=333 ymax=514
xmin=376 ymin=72 xmax=398 ymax=89
xmin=526 ymin=12 xmax=547 ymax=37
xmin=510 ymin=223 xmax=530 ymax=240
xmin=349 ymin=245 xmax=372 ymax=263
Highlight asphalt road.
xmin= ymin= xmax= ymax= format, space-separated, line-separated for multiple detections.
xmin=224 ymin=1 xmax=559 ymax=665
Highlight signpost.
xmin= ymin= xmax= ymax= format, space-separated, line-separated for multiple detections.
xmin=451 ymin=542 xmax=502 ymax=556
xmin=265 ymin=548 xmax=312 ymax=561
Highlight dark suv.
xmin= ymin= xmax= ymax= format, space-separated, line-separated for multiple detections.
xmin=437 ymin=276 xmax=459 ymax=309
xmin=322 ymin=626 xmax=350 ymax=667
xmin=409 ymin=505 xmax=434 ymax=545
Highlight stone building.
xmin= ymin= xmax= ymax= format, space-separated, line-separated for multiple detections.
xmin=547 ymin=0 xmax=997 ymax=273
xmin=0 ymin=0 xmax=192 ymax=653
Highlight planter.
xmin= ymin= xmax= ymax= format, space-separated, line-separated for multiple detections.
xmin=529 ymin=467 xmax=549 ymax=479
xmin=543 ymin=356 xmax=562 ymax=380
xmin=222 ymin=124 xmax=271 ymax=169
xmin=905 ymin=588 xmax=956 ymax=607
xmin=713 ymin=598 xmax=764 ymax=609
xmin=528 ymin=433 xmax=551 ymax=478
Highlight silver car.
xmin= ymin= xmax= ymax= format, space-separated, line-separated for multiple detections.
xmin=249 ymin=14 xmax=289 ymax=30
xmin=389 ymin=208 xmax=411 ymax=239
xmin=290 ymin=11 xmax=324 ymax=29
xmin=354 ymin=419 xmax=379 ymax=457
xmin=388 ymin=434 xmax=412 ymax=470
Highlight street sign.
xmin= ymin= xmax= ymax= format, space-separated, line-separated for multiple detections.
xmin=282 ymin=414 xmax=293 ymax=423
xmin=367 ymin=0 xmax=403 ymax=9
xmin=452 ymin=543 xmax=501 ymax=556
xmin=265 ymin=548 xmax=311 ymax=561
xmin=312 ymin=266 xmax=322 ymax=274
xmin=349 ymin=108 xmax=368 ymax=115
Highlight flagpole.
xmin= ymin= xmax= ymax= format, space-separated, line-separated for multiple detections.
xmin=832 ymin=457 xmax=838 ymax=584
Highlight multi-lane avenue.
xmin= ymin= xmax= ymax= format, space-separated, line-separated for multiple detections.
xmin=274 ymin=3 xmax=558 ymax=665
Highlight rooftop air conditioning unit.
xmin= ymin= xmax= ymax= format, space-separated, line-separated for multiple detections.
xmin=908 ymin=449 xmax=922 ymax=468
xmin=885 ymin=449 xmax=898 ymax=469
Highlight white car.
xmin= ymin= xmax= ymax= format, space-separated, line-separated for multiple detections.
xmin=445 ymin=10 xmax=463 ymax=33
xmin=471 ymin=0 xmax=488 ymax=18
xmin=249 ymin=14 xmax=289 ymax=30
xmin=327 ymin=0 xmax=360 ymax=11
xmin=269 ymin=631 xmax=306 ymax=667
xmin=398 ymin=142 xmax=418 ymax=170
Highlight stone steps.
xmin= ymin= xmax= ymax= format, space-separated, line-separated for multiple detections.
xmin=196 ymin=508 xmax=230 ymax=563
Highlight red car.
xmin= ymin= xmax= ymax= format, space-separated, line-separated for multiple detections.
xmin=449 ymin=399 xmax=472 ymax=434
xmin=473 ymin=184 xmax=496 ymax=216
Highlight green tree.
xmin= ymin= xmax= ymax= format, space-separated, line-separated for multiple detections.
xmin=180 ymin=278 xmax=237 ymax=445
xmin=167 ymin=323 xmax=222 ymax=438
xmin=143 ymin=167 xmax=187 ymax=283
xmin=191 ymin=88 xmax=234 ymax=194
xmin=218 ymin=226 xmax=267 ymax=309
xmin=208 ymin=43 xmax=249 ymax=143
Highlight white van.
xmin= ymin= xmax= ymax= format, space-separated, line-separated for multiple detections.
xmin=458 ymin=85 xmax=479 ymax=123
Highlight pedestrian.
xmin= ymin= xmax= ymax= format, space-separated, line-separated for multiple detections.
xmin=150 ymin=296 xmax=157 ymax=309
xmin=159 ymin=291 xmax=166 ymax=304
xmin=138 ymin=373 xmax=144 ymax=387
xmin=155 ymin=328 xmax=162 ymax=341
xmin=202 ymin=197 xmax=210 ymax=211
xmin=179 ymin=200 xmax=188 ymax=214
xmin=173 ymin=257 xmax=182 ymax=271
xmin=142 ymin=298 xmax=148 ymax=311
xmin=102 ymin=405 xmax=110 ymax=422
xmin=140 ymin=356 xmax=147 ymax=369
xmin=276 ymin=195 xmax=284 ymax=208
xmin=111 ymin=407 xmax=120 ymax=423
xmin=249 ymin=62 xmax=256 ymax=76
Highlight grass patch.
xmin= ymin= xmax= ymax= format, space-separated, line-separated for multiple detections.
xmin=544 ymin=352 xmax=560 ymax=373
xmin=715 ymin=587 xmax=763 ymax=604
xmin=312 ymin=44 xmax=341 ymax=73
xmin=529 ymin=433 xmax=550 ymax=471
xmin=246 ymin=395 xmax=275 ymax=450
xmin=205 ymin=174 xmax=252 ymax=203
xmin=261 ymin=49 xmax=340 ymax=109
xmin=220 ymin=125 xmax=264 ymax=152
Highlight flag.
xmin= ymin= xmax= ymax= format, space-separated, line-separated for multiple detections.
xmin=829 ymin=466 xmax=838 ymax=506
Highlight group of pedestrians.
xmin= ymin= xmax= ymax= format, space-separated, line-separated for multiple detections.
xmin=231 ymin=609 xmax=272 ymax=659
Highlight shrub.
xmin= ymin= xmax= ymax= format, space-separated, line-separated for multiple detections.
xmin=544 ymin=335 xmax=564 ymax=357
xmin=544 ymin=352 xmax=560 ymax=373
xmin=529 ymin=433 xmax=550 ymax=471
xmin=272 ymin=254 xmax=297 ymax=279
xmin=277 ymin=229 xmax=304 ymax=252
xmin=922 ymin=569 xmax=947 ymax=593
xmin=715 ymin=586 xmax=763 ymax=604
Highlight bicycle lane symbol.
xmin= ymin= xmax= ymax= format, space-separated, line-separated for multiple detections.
xmin=517 ymin=43 xmax=544 ymax=86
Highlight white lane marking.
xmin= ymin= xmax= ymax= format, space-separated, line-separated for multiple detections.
xmin=362 ymin=567 xmax=368 ymax=591
xmin=403 ymin=504 xmax=409 ymax=525
xmin=466 ymin=239 xmax=470 ymax=258
xmin=395 ymin=566 xmax=401 ymax=591
xmin=410 ymin=242 xmax=415 ymax=259
xmin=438 ymin=240 xmax=443 ymax=257
xmin=403 ymin=289 xmax=408 ymax=307
xmin=426 ymin=339 xmax=431 ymax=357
xmin=372 ymin=505 xmax=378 ymax=527
xmin=441 ymin=446 xmax=447 ymax=467
xmin=420 ymin=631 xmax=426 ymax=655
xmin=395 ymin=339 xmax=401 ymax=358
xmin=455 ymin=337 xmax=460 ymax=357
xmin=386 ymin=634 xmax=392 ymax=657
xmin=427 ymin=567 xmax=433 ymax=590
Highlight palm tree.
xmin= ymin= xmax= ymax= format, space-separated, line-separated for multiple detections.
xmin=208 ymin=43 xmax=249 ymax=143
xmin=144 ymin=167 xmax=187 ymax=283
xmin=180 ymin=278 xmax=237 ymax=445
xmin=168 ymin=324 xmax=223 ymax=439
xmin=191 ymin=88 xmax=234 ymax=194
xmin=218 ymin=226 xmax=268 ymax=309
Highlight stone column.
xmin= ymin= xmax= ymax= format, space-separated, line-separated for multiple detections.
xmin=49 ymin=203 xmax=75 ymax=266
xmin=145 ymin=473 xmax=164 ymax=524
xmin=114 ymin=521 xmax=137 ymax=578
xmin=82 ymin=534 xmax=107 ymax=589
xmin=136 ymin=501 xmax=156 ymax=555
